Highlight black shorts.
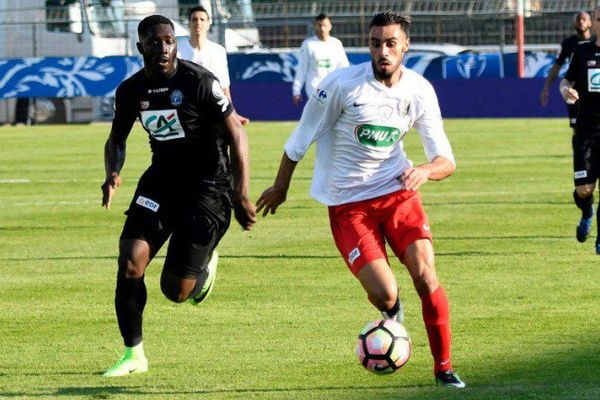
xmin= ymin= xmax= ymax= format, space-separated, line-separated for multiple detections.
xmin=572 ymin=135 xmax=600 ymax=186
xmin=121 ymin=168 xmax=232 ymax=278
xmin=568 ymin=104 xmax=578 ymax=128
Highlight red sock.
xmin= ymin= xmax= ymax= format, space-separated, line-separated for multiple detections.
xmin=420 ymin=285 xmax=453 ymax=374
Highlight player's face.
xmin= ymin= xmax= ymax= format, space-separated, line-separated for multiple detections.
xmin=574 ymin=12 xmax=592 ymax=34
xmin=189 ymin=11 xmax=210 ymax=36
xmin=138 ymin=23 xmax=177 ymax=78
xmin=369 ymin=24 xmax=409 ymax=82
xmin=314 ymin=18 xmax=332 ymax=40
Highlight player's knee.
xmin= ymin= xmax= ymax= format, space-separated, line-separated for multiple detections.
xmin=412 ymin=274 xmax=439 ymax=298
xmin=117 ymin=254 xmax=146 ymax=278
xmin=576 ymin=185 xmax=594 ymax=198
xmin=160 ymin=285 xmax=189 ymax=303
xmin=160 ymin=274 xmax=193 ymax=303
xmin=369 ymin=286 xmax=398 ymax=311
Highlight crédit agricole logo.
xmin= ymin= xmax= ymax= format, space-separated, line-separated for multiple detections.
xmin=141 ymin=109 xmax=185 ymax=141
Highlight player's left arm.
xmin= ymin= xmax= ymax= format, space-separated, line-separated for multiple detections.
xmin=403 ymin=80 xmax=456 ymax=191
xmin=222 ymin=113 xmax=256 ymax=230
xmin=399 ymin=156 xmax=455 ymax=191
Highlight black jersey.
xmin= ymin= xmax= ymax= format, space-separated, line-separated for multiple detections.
xmin=565 ymin=42 xmax=600 ymax=136
xmin=556 ymin=35 xmax=595 ymax=66
xmin=111 ymin=59 xmax=234 ymax=183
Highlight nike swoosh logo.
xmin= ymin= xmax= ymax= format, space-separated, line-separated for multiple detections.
xmin=353 ymin=102 xmax=366 ymax=107
xmin=128 ymin=368 xmax=137 ymax=373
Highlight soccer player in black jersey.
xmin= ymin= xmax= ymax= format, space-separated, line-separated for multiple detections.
xmin=101 ymin=15 xmax=256 ymax=377
xmin=540 ymin=11 xmax=593 ymax=132
xmin=560 ymin=7 xmax=600 ymax=254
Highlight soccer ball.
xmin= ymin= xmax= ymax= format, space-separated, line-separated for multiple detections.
xmin=356 ymin=319 xmax=411 ymax=374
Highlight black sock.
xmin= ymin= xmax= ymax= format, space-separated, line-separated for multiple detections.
xmin=189 ymin=268 xmax=209 ymax=299
xmin=381 ymin=297 xmax=400 ymax=320
xmin=115 ymin=274 xmax=147 ymax=347
xmin=573 ymin=190 xmax=594 ymax=219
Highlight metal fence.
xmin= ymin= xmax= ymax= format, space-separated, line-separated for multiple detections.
xmin=1 ymin=1 xmax=599 ymax=57
xmin=226 ymin=0 xmax=600 ymax=49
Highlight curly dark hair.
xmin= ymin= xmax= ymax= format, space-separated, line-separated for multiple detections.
xmin=369 ymin=11 xmax=411 ymax=36
xmin=137 ymin=15 xmax=174 ymax=38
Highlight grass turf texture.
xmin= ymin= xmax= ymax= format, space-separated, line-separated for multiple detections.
xmin=0 ymin=119 xmax=599 ymax=399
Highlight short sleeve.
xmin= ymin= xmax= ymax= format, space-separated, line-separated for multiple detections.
xmin=556 ymin=39 xmax=571 ymax=66
xmin=564 ymin=47 xmax=580 ymax=83
xmin=197 ymin=74 xmax=234 ymax=122
xmin=111 ymin=81 xmax=137 ymax=141
xmin=284 ymin=72 xmax=343 ymax=161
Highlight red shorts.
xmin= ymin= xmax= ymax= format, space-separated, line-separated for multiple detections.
xmin=328 ymin=190 xmax=432 ymax=276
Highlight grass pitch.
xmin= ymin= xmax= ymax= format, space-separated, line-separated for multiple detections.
xmin=0 ymin=119 xmax=599 ymax=399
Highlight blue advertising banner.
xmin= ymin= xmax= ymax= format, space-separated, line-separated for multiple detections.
xmin=0 ymin=51 xmax=569 ymax=119
xmin=0 ymin=56 xmax=142 ymax=99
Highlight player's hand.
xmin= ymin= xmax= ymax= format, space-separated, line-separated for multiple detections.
xmin=292 ymin=95 xmax=302 ymax=106
xmin=238 ymin=114 xmax=250 ymax=126
xmin=101 ymin=172 xmax=122 ymax=209
xmin=398 ymin=167 xmax=430 ymax=192
xmin=233 ymin=195 xmax=256 ymax=230
xmin=256 ymin=185 xmax=287 ymax=217
xmin=561 ymin=86 xmax=579 ymax=104
xmin=539 ymin=88 xmax=549 ymax=107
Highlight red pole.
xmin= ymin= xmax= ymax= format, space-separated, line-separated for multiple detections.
xmin=516 ymin=0 xmax=525 ymax=78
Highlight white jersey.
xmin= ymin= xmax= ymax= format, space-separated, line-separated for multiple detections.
xmin=284 ymin=62 xmax=455 ymax=206
xmin=178 ymin=39 xmax=231 ymax=89
xmin=292 ymin=35 xmax=349 ymax=97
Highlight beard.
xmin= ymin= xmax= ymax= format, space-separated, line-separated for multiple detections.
xmin=371 ymin=60 xmax=400 ymax=81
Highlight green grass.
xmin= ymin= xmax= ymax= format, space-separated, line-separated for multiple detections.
xmin=0 ymin=119 xmax=599 ymax=399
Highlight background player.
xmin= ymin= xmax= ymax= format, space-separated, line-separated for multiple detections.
xmin=178 ymin=5 xmax=249 ymax=125
xmin=560 ymin=7 xmax=600 ymax=253
xmin=292 ymin=13 xmax=349 ymax=106
xmin=257 ymin=11 xmax=464 ymax=388
xmin=539 ymin=11 xmax=593 ymax=132
xmin=101 ymin=14 xmax=256 ymax=377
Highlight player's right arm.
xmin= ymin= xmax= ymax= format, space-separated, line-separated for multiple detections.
xmin=541 ymin=41 xmax=570 ymax=106
xmin=540 ymin=63 xmax=561 ymax=106
xmin=255 ymin=153 xmax=298 ymax=216
xmin=102 ymin=84 xmax=136 ymax=209
xmin=257 ymin=73 xmax=343 ymax=216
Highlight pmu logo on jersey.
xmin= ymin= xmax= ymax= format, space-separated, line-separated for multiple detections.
xmin=354 ymin=124 xmax=401 ymax=148
xmin=141 ymin=110 xmax=185 ymax=141
xmin=587 ymin=68 xmax=600 ymax=92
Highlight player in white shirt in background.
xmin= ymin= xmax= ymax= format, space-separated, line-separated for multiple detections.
xmin=257 ymin=11 xmax=465 ymax=388
xmin=292 ymin=13 xmax=350 ymax=106
xmin=178 ymin=5 xmax=249 ymax=125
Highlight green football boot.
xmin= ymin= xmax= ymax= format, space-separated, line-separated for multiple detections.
xmin=103 ymin=347 xmax=148 ymax=377
xmin=188 ymin=250 xmax=218 ymax=305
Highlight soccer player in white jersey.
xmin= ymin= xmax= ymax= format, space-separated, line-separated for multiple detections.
xmin=178 ymin=5 xmax=249 ymax=125
xmin=292 ymin=13 xmax=349 ymax=106
xmin=257 ymin=11 xmax=465 ymax=388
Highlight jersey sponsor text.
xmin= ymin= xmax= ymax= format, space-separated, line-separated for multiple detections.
xmin=141 ymin=109 xmax=185 ymax=141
